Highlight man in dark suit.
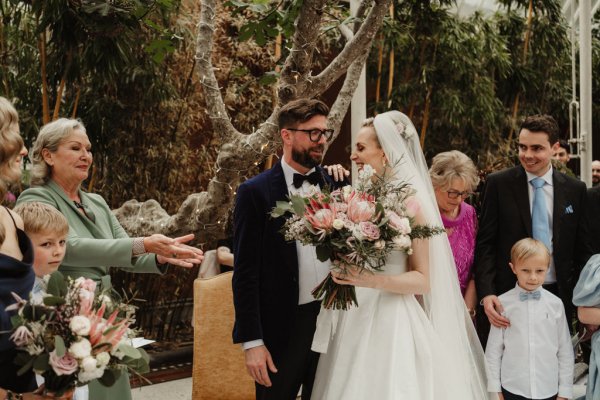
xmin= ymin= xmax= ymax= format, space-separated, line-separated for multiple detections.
xmin=232 ymin=98 xmax=346 ymax=400
xmin=474 ymin=115 xmax=592 ymax=344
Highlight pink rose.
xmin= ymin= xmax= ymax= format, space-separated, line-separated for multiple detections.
xmin=49 ymin=350 xmax=79 ymax=376
xmin=359 ymin=221 xmax=380 ymax=241
xmin=387 ymin=211 xmax=411 ymax=235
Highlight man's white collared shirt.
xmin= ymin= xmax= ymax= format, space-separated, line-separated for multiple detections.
xmin=485 ymin=284 xmax=573 ymax=399
xmin=280 ymin=158 xmax=331 ymax=305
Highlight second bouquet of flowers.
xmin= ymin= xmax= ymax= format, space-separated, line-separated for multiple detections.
xmin=7 ymin=272 xmax=149 ymax=397
xmin=272 ymin=165 xmax=444 ymax=310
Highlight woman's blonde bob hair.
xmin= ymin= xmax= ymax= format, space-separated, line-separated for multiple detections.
xmin=30 ymin=118 xmax=87 ymax=187
xmin=429 ymin=150 xmax=480 ymax=191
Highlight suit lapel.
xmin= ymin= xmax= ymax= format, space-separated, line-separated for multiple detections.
xmin=268 ymin=162 xmax=299 ymax=278
xmin=552 ymin=170 xmax=566 ymax=247
xmin=512 ymin=167 xmax=533 ymax=236
xmin=47 ymin=180 xmax=104 ymax=237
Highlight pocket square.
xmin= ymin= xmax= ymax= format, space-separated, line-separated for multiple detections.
xmin=565 ymin=205 xmax=574 ymax=214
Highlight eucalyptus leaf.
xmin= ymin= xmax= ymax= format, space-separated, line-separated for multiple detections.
xmin=118 ymin=343 xmax=142 ymax=359
xmin=33 ymin=353 xmax=50 ymax=373
xmin=290 ymin=196 xmax=307 ymax=216
xmin=316 ymin=245 xmax=331 ymax=262
xmin=98 ymin=368 xmax=121 ymax=387
xmin=46 ymin=271 xmax=67 ymax=297
xmin=43 ymin=296 xmax=66 ymax=307
xmin=54 ymin=335 xmax=66 ymax=357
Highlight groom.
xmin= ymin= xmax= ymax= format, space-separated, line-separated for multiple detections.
xmin=232 ymin=98 xmax=347 ymax=400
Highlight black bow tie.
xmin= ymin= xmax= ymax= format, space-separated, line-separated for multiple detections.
xmin=293 ymin=171 xmax=323 ymax=189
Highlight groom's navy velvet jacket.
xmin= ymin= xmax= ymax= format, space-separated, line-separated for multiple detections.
xmin=232 ymin=161 xmax=344 ymax=363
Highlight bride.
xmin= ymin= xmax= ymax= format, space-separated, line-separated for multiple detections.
xmin=311 ymin=111 xmax=496 ymax=399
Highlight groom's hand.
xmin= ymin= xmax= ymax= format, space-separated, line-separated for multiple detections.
xmin=245 ymin=345 xmax=278 ymax=387
xmin=483 ymin=295 xmax=510 ymax=328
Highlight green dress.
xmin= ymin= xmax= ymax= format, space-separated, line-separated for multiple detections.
xmin=17 ymin=180 xmax=162 ymax=400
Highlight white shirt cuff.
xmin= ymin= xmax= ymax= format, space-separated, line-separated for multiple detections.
xmin=557 ymin=384 xmax=572 ymax=398
xmin=242 ymin=339 xmax=264 ymax=350
xmin=487 ymin=381 xmax=501 ymax=393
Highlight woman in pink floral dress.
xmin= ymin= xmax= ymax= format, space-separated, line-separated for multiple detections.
xmin=430 ymin=150 xmax=480 ymax=319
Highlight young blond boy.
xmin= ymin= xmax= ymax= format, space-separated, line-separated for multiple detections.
xmin=485 ymin=238 xmax=573 ymax=400
xmin=13 ymin=202 xmax=68 ymax=301
xmin=13 ymin=202 xmax=90 ymax=399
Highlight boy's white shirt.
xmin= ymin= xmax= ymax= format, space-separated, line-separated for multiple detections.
xmin=485 ymin=284 xmax=574 ymax=399
xmin=33 ymin=274 xmax=89 ymax=400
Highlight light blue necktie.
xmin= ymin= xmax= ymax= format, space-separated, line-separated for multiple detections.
xmin=519 ymin=291 xmax=541 ymax=301
xmin=530 ymin=177 xmax=551 ymax=251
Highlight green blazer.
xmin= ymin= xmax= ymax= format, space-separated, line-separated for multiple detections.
xmin=17 ymin=180 xmax=164 ymax=400
xmin=16 ymin=180 xmax=160 ymax=282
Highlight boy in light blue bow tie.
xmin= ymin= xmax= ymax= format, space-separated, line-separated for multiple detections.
xmin=485 ymin=238 xmax=574 ymax=400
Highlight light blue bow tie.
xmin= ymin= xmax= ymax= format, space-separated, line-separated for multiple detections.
xmin=519 ymin=291 xmax=541 ymax=301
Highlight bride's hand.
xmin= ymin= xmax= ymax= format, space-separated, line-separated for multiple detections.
xmin=324 ymin=164 xmax=350 ymax=182
xmin=331 ymin=267 xmax=380 ymax=288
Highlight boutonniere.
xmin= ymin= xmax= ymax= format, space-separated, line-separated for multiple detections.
xmin=565 ymin=205 xmax=574 ymax=214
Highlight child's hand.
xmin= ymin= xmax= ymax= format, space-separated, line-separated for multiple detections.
xmin=497 ymin=393 xmax=504 ymax=400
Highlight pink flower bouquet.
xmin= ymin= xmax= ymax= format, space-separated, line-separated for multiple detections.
xmin=7 ymin=272 xmax=149 ymax=396
xmin=272 ymin=165 xmax=443 ymax=310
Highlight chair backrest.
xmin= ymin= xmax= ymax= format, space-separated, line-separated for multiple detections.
xmin=192 ymin=272 xmax=254 ymax=399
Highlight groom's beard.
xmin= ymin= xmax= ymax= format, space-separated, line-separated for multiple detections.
xmin=292 ymin=145 xmax=325 ymax=169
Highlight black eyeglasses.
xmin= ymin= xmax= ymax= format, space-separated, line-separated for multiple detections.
xmin=445 ymin=190 xmax=473 ymax=200
xmin=73 ymin=201 xmax=96 ymax=223
xmin=286 ymin=128 xmax=334 ymax=143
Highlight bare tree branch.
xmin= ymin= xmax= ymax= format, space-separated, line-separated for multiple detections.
xmin=307 ymin=0 xmax=391 ymax=98
xmin=328 ymin=49 xmax=370 ymax=135
xmin=195 ymin=0 xmax=240 ymax=142
xmin=277 ymin=0 xmax=327 ymax=103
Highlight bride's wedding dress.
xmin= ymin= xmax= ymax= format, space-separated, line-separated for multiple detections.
xmin=311 ymin=252 xmax=466 ymax=399
xmin=310 ymin=111 xmax=494 ymax=400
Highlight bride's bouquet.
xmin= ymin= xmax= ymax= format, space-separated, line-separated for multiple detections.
xmin=272 ymin=165 xmax=444 ymax=310
xmin=7 ymin=272 xmax=149 ymax=397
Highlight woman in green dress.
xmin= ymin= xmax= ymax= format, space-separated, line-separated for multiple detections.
xmin=17 ymin=118 xmax=204 ymax=400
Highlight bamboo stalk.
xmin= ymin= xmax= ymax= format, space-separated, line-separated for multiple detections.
xmin=39 ymin=30 xmax=50 ymax=124
xmin=420 ymin=87 xmax=432 ymax=147
xmin=71 ymin=86 xmax=81 ymax=118
xmin=507 ymin=0 xmax=534 ymax=142
xmin=52 ymin=75 xmax=67 ymax=121
xmin=375 ymin=34 xmax=384 ymax=103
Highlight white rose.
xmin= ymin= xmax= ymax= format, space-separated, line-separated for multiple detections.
xmin=332 ymin=219 xmax=345 ymax=230
xmin=374 ymin=240 xmax=385 ymax=250
xmin=351 ymin=225 xmax=365 ymax=241
xmin=96 ymin=352 xmax=110 ymax=366
xmin=398 ymin=217 xmax=411 ymax=235
xmin=81 ymin=356 xmax=98 ymax=372
xmin=78 ymin=367 xmax=105 ymax=383
xmin=393 ymin=235 xmax=412 ymax=249
xmin=69 ymin=316 xmax=91 ymax=336
xmin=69 ymin=338 xmax=92 ymax=359
xmin=99 ymin=294 xmax=113 ymax=307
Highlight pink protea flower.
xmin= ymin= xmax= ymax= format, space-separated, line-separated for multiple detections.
xmin=10 ymin=325 xmax=33 ymax=346
xmin=304 ymin=194 xmax=337 ymax=231
xmin=347 ymin=193 xmax=375 ymax=223
xmin=87 ymin=303 xmax=130 ymax=352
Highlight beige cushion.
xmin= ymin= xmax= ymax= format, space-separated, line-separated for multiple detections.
xmin=192 ymin=272 xmax=254 ymax=399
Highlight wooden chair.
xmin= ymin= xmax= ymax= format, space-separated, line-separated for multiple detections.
xmin=192 ymin=272 xmax=254 ymax=399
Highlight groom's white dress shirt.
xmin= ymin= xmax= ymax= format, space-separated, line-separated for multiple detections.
xmin=485 ymin=284 xmax=573 ymax=399
xmin=242 ymin=159 xmax=330 ymax=350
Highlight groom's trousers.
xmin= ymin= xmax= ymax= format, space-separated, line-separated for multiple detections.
xmin=256 ymin=301 xmax=320 ymax=400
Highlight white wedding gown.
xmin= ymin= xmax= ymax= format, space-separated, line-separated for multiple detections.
xmin=311 ymin=251 xmax=472 ymax=400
